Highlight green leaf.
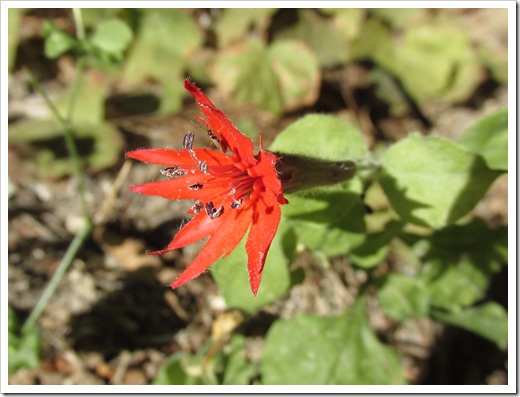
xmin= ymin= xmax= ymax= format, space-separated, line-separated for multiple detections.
xmin=211 ymin=220 xmax=294 ymax=313
xmin=388 ymin=19 xmax=480 ymax=103
xmin=81 ymin=9 xmax=123 ymax=28
xmin=270 ymin=114 xmax=368 ymax=161
xmin=211 ymin=39 xmax=320 ymax=114
xmin=350 ymin=18 xmax=393 ymax=64
xmin=371 ymin=9 xmax=428 ymax=29
xmin=214 ymin=8 xmax=276 ymax=48
xmin=459 ymin=108 xmax=508 ymax=171
xmin=267 ymin=40 xmax=320 ymax=112
xmin=320 ymin=8 xmax=365 ymax=40
xmin=90 ymin=18 xmax=133 ymax=62
xmin=222 ymin=335 xmax=258 ymax=385
xmin=123 ymin=9 xmax=202 ymax=113
xmin=432 ymin=302 xmax=507 ymax=349
xmin=283 ymin=182 xmax=366 ymax=256
xmin=261 ymin=295 xmax=405 ymax=384
xmin=152 ymin=353 xmax=197 ymax=385
xmin=8 ymin=8 xmax=24 ymax=70
xmin=379 ymin=133 xmax=501 ymax=228
xmin=9 ymin=120 xmax=124 ymax=178
xmin=418 ymin=218 xmax=507 ymax=309
xmin=43 ymin=20 xmax=78 ymax=59
xmin=212 ymin=40 xmax=282 ymax=114
xmin=54 ymin=71 xmax=108 ymax=124
xmin=275 ymin=9 xmax=350 ymax=67
xmin=8 ymin=307 xmax=41 ymax=375
xmin=352 ymin=16 xmax=481 ymax=104
xmin=270 ymin=114 xmax=369 ymax=255
xmin=378 ymin=274 xmax=430 ymax=321
xmin=350 ymin=220 xmax=404 ymax=269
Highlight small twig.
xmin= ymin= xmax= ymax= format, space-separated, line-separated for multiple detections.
xmin=94 ymin=159 xmax=133 ymax=225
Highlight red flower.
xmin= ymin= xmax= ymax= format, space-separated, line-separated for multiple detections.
xmin=127 ymin=80 xmax=288 ymax=295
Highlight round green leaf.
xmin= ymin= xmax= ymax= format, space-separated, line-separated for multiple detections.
xmin=212 ymin=39 xmax=283 ymax=114
xmin=267 ymin=40 xmax=320 ymax=112
xmin=211 ymin=39 xmax=320 ymax=114
xmin=270 ymin=114 xmax=368 ymax=161
xmin=90 ymin=18 xmax=133 ymax=60
xmin=261 ymin=296 xmax=405 ymax=384
xmin=379 ymin=133 xmax=500 ymax=228
xmin=43 ymin=21 xmax=77 ymax=59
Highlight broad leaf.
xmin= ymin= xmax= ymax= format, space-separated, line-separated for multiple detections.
xmin=269 ymin=114 xmax=368 ymax=162
xmin=123 ymin=9 xmax=202 ymax=113
xmin=267 ymin=40 xmax=320 ymax=112
xmin=432 ymin=302 xmax=508 ymax=349
xmin=211 ymin=39 xmax=282 ymax=114
xmin=211 ymin=39 xmax=320 ymax=114
xmin=275 ymin=9 xmax=351 ymax=67
xmin=214 ymin=8 xmax=276 ymax=48
xmin=221 ymin=335 xmax=258 ymax=385
xmin=350 ymin=220 xmax=405 ymax=269
xmin=379 ymin=133 xmax=501 ymax=228
xmin=9 ymin=120 xmax=124 ymax=178
xmin=417 ymin=218 xmax=507 ymax=309
xmin=261 ymin=296 xmax=405 ymax=384
xmin=90 ymin=18 xmax=133 ymax=62
xmin=211 ymin=220 xmax=294 ymax=313
xmin=459 ymin=108 xmax=508 ymax=171
xmin=43 ymin=20 xmax=78 ymax=59
xmin=378 ymin=274 xmax=430 ymax=321
xmin=270 ymin=115 xmax=368 ymax=255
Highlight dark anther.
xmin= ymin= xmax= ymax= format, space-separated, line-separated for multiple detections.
xmin=199 ymin=161 xmax=208 ymax=174
xmin=188 ymin=183 xmax=203 ymax=190
xmin=161 ymin=166 xmax=187 ymax=178
xmin=192 ymin=200 xmax=203 ymax=214
xmin=207 ymin=129 xmax=223 ymax=150
xmin=205 ymin=201 xmax=224 ymax=219
xmin=183 ymin=131 xmax=195 ymax=150
xmin=231 ymin=199 xmax=243 ymax=209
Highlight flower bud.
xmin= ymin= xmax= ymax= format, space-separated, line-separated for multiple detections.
xmin=274 ymin=152 xmax=356 ymax=194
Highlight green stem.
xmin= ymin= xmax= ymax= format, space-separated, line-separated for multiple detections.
xmin=22 ymin=8 xmax=92 ymax=331
xmin=72 ymin=8 xmax=86 ymax=41
xmin=26 ymin=69 xmax=90 ymax=219
xmin=22 ymin=220 xmax=92 ymax=333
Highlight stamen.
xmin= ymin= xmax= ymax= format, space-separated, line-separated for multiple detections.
xmin=185 ymin=141 xmax=209 ymax=175
xmin=199 ymin=161 xmax=208 ymax=174
xmin=207 ymin=129 xmax=223 ymax=150
xmin=191 ymin=200 xmax=203 ymax=214
xmin=183 ymin=131 xmax=195 ymax=150
xmin=205 ymin=201 xmax=224 ymax=219
xmin=231 ymin=199 xmax=243 ymax=209
xmin=188 ymin=183 xmax=203 ymax=190
xmin=161 ymin=166 xmax=187 ymax=178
